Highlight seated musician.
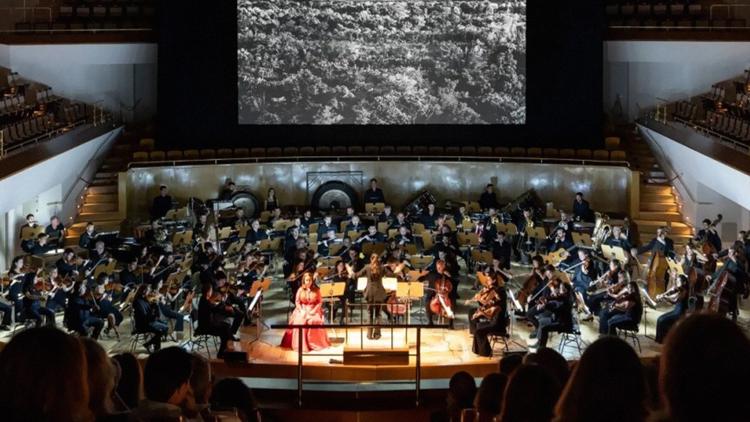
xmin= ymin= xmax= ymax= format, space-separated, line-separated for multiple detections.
xmin=65 ymin=280 xmax=104 ymax=339
xmin=479 ymin=184 xmax=499 ymax=211
xmin=421 ymin=203 xmax=438 ymax=229
xmin=635 ymin=227 xmax=675 ymax=259
xmin=317 ymin=229 xmax=339 ymax=257
xmin=395 ymin=225 xmax=414 ymax=246
xmin=473 ymin=220 xmax=491 ymax=250
xmin=21 ymin=271 xmax=56 ymax=327
xmin=604 ymin=225 xmax=631 ymax=251
xmin=19 ymin=213 xmax=39 ymax=253
xmin=364 ymin=178 xmax=385 ymax=204
xmin=655 ymin=274 xmax=689 ymax=343
xmin=391 ymin=212 xmax=411 ymax=232
xmin=571 ymin=249 xmax=598 ymax=320
xmin=197 ymin=283 xmax=237 ymax=358
xmin=78 ymin=222 xmax=97 ymax=251
xmin=528 ymin=269 xmax=573 ymax=350
xmin=317 ymin=215 xmax=336 ymax=236
xmin=356 ymin=225 xmax=385 ymax=245
xmin=435 ymin=230 xmax=460 ymax=260
xmin=454 ymin=205 xmax=471 ymax=230
xmin=30 ymin=233 xmax=53 ymax=256
xmin=57 ymin=248 xmax=82 ymax=278
xmin=87 ymin=240 xmax=110 ymax=269
xmin=284 ymin=238 xmax=307 ymax=277
xmin=92 ymin=273 xmax=124 ymax=336
xmin=219 ymin=180 xmax=238 ymax=200
xmin=696 ymin=218 xmax=722 ymax=253
xmin=491 ymin=231 xmax=512 ymax=270
xmin=345 ymin=215 xmax=364 ymax=233
xmin=281 ymin=272 xmax=331 ymax=351
xmin=44 ymin=267 xmax=70 ymax=314
xmin=378 ymin=205 xmax=394 ymax=225
xmin=300 ymin=209 xmax=315 ymax=232
xmin=119 ymin=260 xmax=141 ymax=288
xmin=151 ymin=185 xmax=173 ymax=219
xmin=269 ymin=207 xmax=283 ymax=227
xmin=572 ymin=192 xmax=593 ymax=222
xmin=554 ymin=211 xmax=571 ymax=235
xmin=467 ymin=263 xmax=508 ymax=357
xmin=485 ymin=207 xmax=501 ymax=228
xmin=705 ymin=247 xmax=748 ymax=316
xmin=245 ymin=219 xmax=268 ymax=246
xmin=419 ymin=259 xmax=456 ymax=328
xmin=285 ymin=226 xmax=302 ymax=251
xmin=151 ymin=279 xmax=186 ymax=339
xmin=598 ymin=280 xmax=642 ymax=336
xmin=337 ymin=237 xmax=353 ymax=257
xmin=527 ymin=264 xmax=556 ymax=332
xmin=586 ymin=259 xmax=622 ymax=316
xmin=546 ymin=228 xmax=573 ymax=255
xmin=44 ymin=216 xmax=65 ymax=248
xmin=132 ymin=283 xmax=168 ymax=353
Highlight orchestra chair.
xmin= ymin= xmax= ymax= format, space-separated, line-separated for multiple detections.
xmin=190 ymin=329 xmax=221 ymax=359
xmin=377 ymin=222 xmax=388 ymax=234
xmin=527 ymin=147 xmax=542 ymax=157
xmin=559 ymin=148 xmax=575 ymax=159
xmin=217 ymin=148 xmax=233 ymax=158
xmin=132 ymin=151 xmax=148 ymax=161
xmin=166 ymin=150 xmax=183 ymax=160
xmin=184 ymin=149 xmax=200 ymax=159
xmin=200 ymin=149 xmax=216 ymax=159
xmin=365 ymin=203 xmax=385 ymax=214
xmin=338 ymin=221 xmax=348 ymax=233
xmin=234 ymin=148 xmax=250 ymax=157
xmin=404 ymin=244 xmax=418 ymax=255
xmin=576 ymin=149 xmax=593 ymax=159
xmin=347 ymin=230 xmax=363 ymax=241
xmin=610 ymin=150 xmax=627 ymax=161
xmin=445 ymin=219 xmax=456 ymax=231
xmin=557 ymin=311 xmax=584 ymax=356
xmin=128 ymin=310 xmax=156 ymax=354
xmin=466 ymin=201 xmax=481 ymax=212
xmin=387 ymin=228 xmax=398 ymax=239
xmin=593 ymin=149 xmax=610 ymax=160
xmin=260 ymin=211 xmax=272 ymax=223
xmin=420 ymin=233 xmax=434 ymax=253
xmin=139 ymin=138 xmax=155 ymax=151
xmin=493 ymin=147 xmax=510 ymax=157
xmin=604 ymin=136 xmax=621 ymax=150
xmin=362 ymin=242 xmax=386 ymax=257
xmin=308 ymin=223 xmax=319 ymax=235
xmin=149 ymin=150 xmax=165 ymax=161
xmin=250 ymin=147 xmax=266 ymax=157
xmin=412 ymin=223 xmax=426 ymax=235
xmin=617 ymin=324 xmax=642 ymax=354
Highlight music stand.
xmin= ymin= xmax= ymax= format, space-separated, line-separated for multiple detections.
xmin=365 ymin=203 xmax=385 ymax=214
xmin=396 ymin=281 xmax=425 ymax=328
xmin=612 ymin=246 xmax=628 ymax=263
xmin=362 ymin=242 xmax=386 ymax=257
xmin=20 ymin=225 xmax=45 ymax=241
xmin=249 ymin=278 xmax=272 ymax=343
xmin=321 ymin=282 xmax=347 ymax=324
xmin=318 ymin=256 xmax=341 ymax=268
xmin=218 ymin=226 xmax=233 ymax=240
xmin=572 ymin=232 xmax=593 ymax=248
xmin=410 ymin=255 xmax=432 ymax=270
xmin=502 ymin=223 xmax=518 ymax=236
xmin=666 ymin=257 xmax=684 ymax=276
xmin=600 ymin=244 xmax=615 ymax=260
xmin=527 ymin=227 xmax=547 ymax=240
xmin=404 ymin=244 xmax=418 ymax=255
xmin=315 ymin=267 xmax=332 ymax=280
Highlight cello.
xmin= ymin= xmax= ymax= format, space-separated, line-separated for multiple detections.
xmin=517 ymin=267 xmax=543 ymax=311
xmin=707 ymin=271 xmax=735 ymax=317
xmin=646 ymin=251 xmax=668 ymax=298
xmin=429 ymin=275 xmax=454 ymax=319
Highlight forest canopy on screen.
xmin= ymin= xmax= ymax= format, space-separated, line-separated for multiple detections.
xmin=237 ymin=0 xmax=526 ymax=125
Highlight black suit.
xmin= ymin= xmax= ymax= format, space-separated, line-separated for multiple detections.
xmin=572 ymin=199 xmax=593 ymax=222
xmin=151 ymin=195 xmax=173 ymax=219
xmin=479 ymin=191 xmax=499 ymax=210
xmin=364 ymin=188 xmax=385 ymax=204
xmin=197 ymin=296 xmax=236 ymax=356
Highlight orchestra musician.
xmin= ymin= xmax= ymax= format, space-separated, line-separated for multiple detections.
xmin=454 ymin=205 xmax=471 ymax=230
xmin=572 ymin=192 xmax=593 ymax=222
xmin=491 ymin=231 xmax=512 ymax=270
xmin=245 ymin=219 xmax=268 ymax=246
xmin=44 ymin=266 xmax=70 ymax=314
xmin=357 ymin=225 xmax=385 ymax=245
xmin=317 ymin=229 xmax=339 ymax=257
xmin=586 ymin=260 xmax=623 ymax=316
xmin=151 ymin=185 xmax=173 ymax=219
xmin=364 ymin=178 xmax=385 ymax=204
xmin=132 ymin=283 xmax=168 ymax=353
xmin=546 ymin=228 xmax=574 ymax=266
xmin=479 ymin=183 xmax=499 ymax=211
xmin=528 ymin=267 xmax=573 ymax=350
xmin=300 ymin=209 xmax=315 ymax=232
xmin=571 ymin=249 xmax=598 ymax=320
xmin=419 ymin=259 xmax=456 ymax=328
xmin=378 ymin=205 xmax=394 ymax=226
xmin=705 ymin=247 xmax=748 ymax=318
xmin=421 ymin=203 xmax=438 ymax=229
xmin=198 ymin=282 xmax=241 ymax=358
xmin=92 ymin=273 xmax=124 ymax=337
xmin=467 ymin=262 xmax=507 ymax=357
xmin=604 ymin=225 xmax=631 ymax=251
xmin=44 ymin=216 xmax=65 ymax=248
xmin=264 ymin=187 xmax=279 ymax=211
xmin=655 ymin=274 xmax=689 ymax=343
xmin=394 ymin=225 xmax=415 ymax=246
xmin=57 ymin=248 xmax=83 ymax=278
xmin=345 ymin=215 xmax=364 ymax=233
xmin=350 ymin=253 xmax=391 ymax=339
xmin=330 ymin=260 xmax=356 ymax=324
xmin=65 ymin=280 xmax=104 ymax=339
xmin=280 ymin=272 xmax=330 ymax=351
xmin=635 ymin=227 xmax=675 ymax=259
xmin=695 ymin=217 xmax=722 ymax=253
xmin=19 ymin=213 xmax=39 ymax=253
xmin=78 ymin=222 xmax=98 ymax=251
xmin=391 ymin=212 xmax=411 ymax=232
xmin=219 ymin=180 xmax=238 ymax=200
xmin=85 ymin=241 xmax=111 ymax=273
xmin=597 ymin=280 xmax=642 ymax=336
xmin=21 ymin=271 xmax=56 ymax=327
xmin=30 ymin=233 xmax=53 ymax=256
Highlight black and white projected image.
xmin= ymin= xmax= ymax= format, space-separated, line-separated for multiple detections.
xmin=238 ymin=0 xmax=526 ymax=124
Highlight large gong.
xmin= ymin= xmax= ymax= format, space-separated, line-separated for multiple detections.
xmin=311 ymin=181 xmax=358 ymax=211
xmin=231 ymin=191 xmax=260 ymax=217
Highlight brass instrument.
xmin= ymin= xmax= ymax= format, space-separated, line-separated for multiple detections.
xmin=592 ymin=212 xmax=611 ymax=249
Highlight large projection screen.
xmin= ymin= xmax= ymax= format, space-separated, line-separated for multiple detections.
xmin=238 ymin=0 xmax=526 ymax=125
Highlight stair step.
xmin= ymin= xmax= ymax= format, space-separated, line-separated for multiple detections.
xmin=77 ymin=211 xmax=122 ymax=221
xmin=638 ymin=211 xmax=683 ymax=222
xmin=640 ymin=193 xmax=674 ymax=202
xmin=67 ymin=219 xmax=122 ymax=235
xmin=81 ymin=203 xmax=118 ymax=213
xmin=84 ymin=194 xmax=117 ymax=204
xmin=641 ymin=184 xmax=672 ymax=195
xmin=88 ymin=185 xmax=117 ymax=194
xmin=640 ymin=202 xmax=678 ymax=212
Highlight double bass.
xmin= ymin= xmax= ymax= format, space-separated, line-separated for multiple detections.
xmin=707 ymin=271 xmax=734 ymax=316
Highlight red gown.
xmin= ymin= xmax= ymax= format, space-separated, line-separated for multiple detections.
xmin=280 ymin=286 xmax=330 ymax=352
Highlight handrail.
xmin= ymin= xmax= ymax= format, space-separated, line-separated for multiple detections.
xmin=62 ymin=123 xmax=118 ymax=204
xmin=127 ymin=155 xmax=631 ymax=170
xmin=271 ymin=323 xmax=449 ymax=407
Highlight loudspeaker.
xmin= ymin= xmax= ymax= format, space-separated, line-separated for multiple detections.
xmin=343 ymin=347 xmax=409 ymax=365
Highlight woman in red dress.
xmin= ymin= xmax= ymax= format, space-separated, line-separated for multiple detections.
xmin=280 ymin=272 xmax=331 ymax=352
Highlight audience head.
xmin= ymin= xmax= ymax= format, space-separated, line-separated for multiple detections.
xmin=81 ymin=337 xmax=117 ymax=418
xmin=499 ymin=364 xmax=560 ymax=422
xmin=446 ymin=371 xmax=476 ymax=416
xmin=499 ymin=353 xmax=524 ymax=376
xmin=474 ymin=372 xmax=508 ymax=418
xmin=210 ymin=378 xmax=259 ymax=422
xmin=0 ymin=327 xmax=91 ymax=421
xmin=143 ymin=347 xmax=194 ymax=407
xmin=524 ymin=348 xmax=569 ymax=388
xmin=112 ymin=353 xmax=142 ymax=412
xmin=554 ymin=336 xmax=647 ymax=422
xmin=660 ymin=314 xmax=750 ymax=422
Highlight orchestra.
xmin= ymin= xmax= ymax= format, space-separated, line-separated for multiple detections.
xmin=3 ymin=174 xmax=749 ymax=363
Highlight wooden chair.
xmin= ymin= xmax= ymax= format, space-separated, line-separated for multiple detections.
xmin=234 ymin=148 xmax=249 ymax=157
xmin=510 ymin=147 xmax=525 ymax=156
xmin=461 ymin=146 xmax=477 ymax=155
xmin=543 ymin=148 xmax=559 ymax=158
xmin=200 ymin=149 xmax=216 ymax=159
xmin=283 ymin=147 xmax=298 ymax=156
xmin=477 ymin=146 xmax=492 ymax=155
xmin=184 ymin=149 xmax=200 ymax=159
xmin=445 ymin=146 xmax=460 ymax=155
xmin=576 ymin=149 xmax=592 ymax=159
xmin=412 ymin=146 xmax=428 ymax=155
xmin=428 ymin=146 xmax=444 ymax=156
xmin=132 ymin=151 xmax=148 ymax=161
xmin=166 ymin=150 xmax=183 ymax=160
xmin=527 ymin=147 xmax=542 ymax=157
xmin=364 ymin=145 xmax=379 ymax=155
xmin=593 ymin=149 xmax=610 ymax=160
xmin=610 ymin=150 xmax=627 ymax=161
xmin=139 ymin=138 xmax=155 ymax=151
xmin=300 ymin=146 xmax=315 ymax=156
xmin=493 ymin=147 xmax=510 ymax=156
xmin=604 ymin=136 xmax=621 ymax=150
xmin=396 ymin=146 xmax=411 ymax=155
xmin=380 ymin=145 xmax=396 ymax=155
xmin=332 ymin=146 xmax=347 ymax=156
xmin=314 ymin=146 xmax=330 ymax=156
xmin=149 ymin=150 xmax=165 ymax=161
xmin=250 ymin=147 xmax=266 ymax=157
xmin=349 ymin=146 xmax=364 ymax=155
xmin=217 ymin=148 xmax=233 ymax=158
xmin=559 ymin=148 xmax=575 ymax=158
xmin=266 ymin=147 xmax=282 ymax=157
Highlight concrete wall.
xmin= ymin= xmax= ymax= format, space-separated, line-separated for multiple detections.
xmin=638 ymin=124 xmax=750 ymax=242
xmin=604 ymin=41 xmax=750 ymax=120
xmin=0 ymin=43 xmax=157 ymax=123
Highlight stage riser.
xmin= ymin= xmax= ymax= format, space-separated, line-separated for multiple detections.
xmin=126 ymin=161 xmax=633 ymax=218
